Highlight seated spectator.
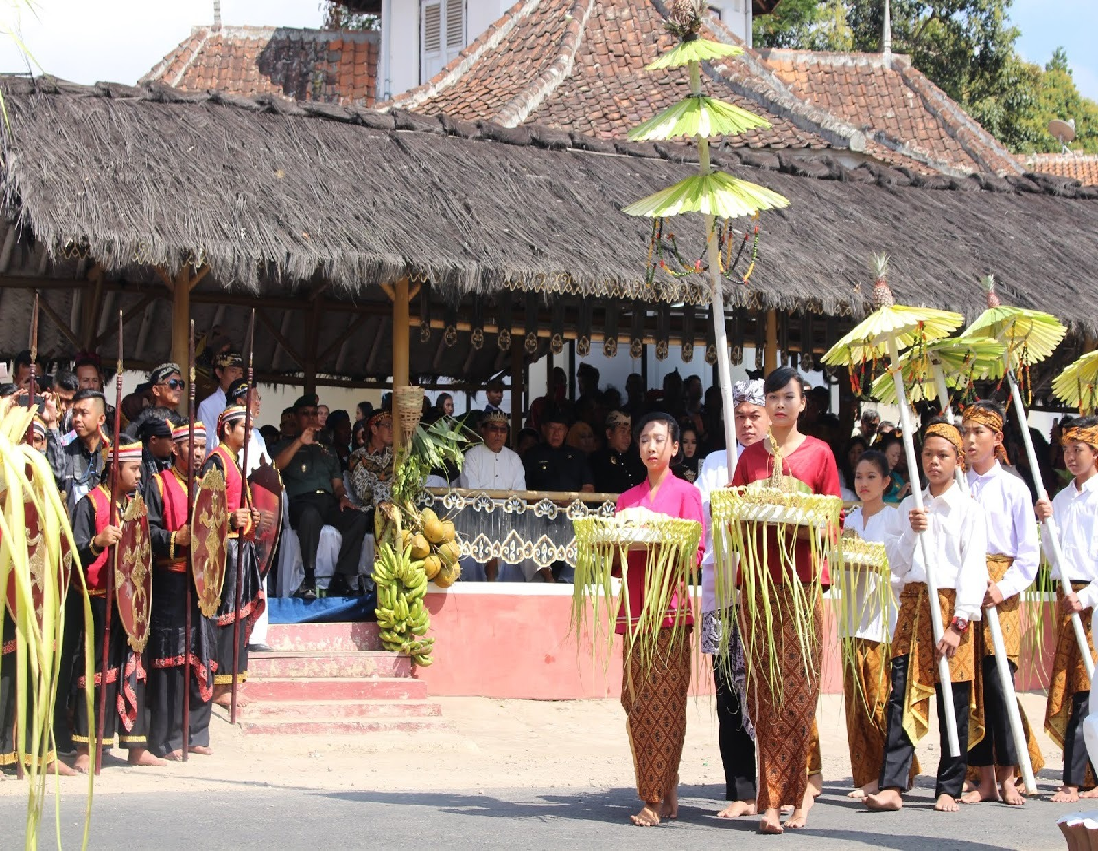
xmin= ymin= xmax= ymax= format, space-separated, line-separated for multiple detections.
xmin=672 ymin=423 xmax=703 ymax=483
xmin=355 ymin=401 xmax=373 ymax=423
xmin=589 ymin=410 xmax=645 ymax=494
xmin=527 ymin=367 xmax=570 ymax=431
xmin=73 ymin=351 xmax=104 ymax=391
xmin=352 ymin=419 xmax=368 ymax=451
xmin=349 ymin=407 xmax=395 ymax=511
xmin=259 ymin=424 xmax=280 ymax=450
xmin=434 ymin=393 xmax=455 ymax=420
xmin=279 ymin=406 xmax=298 ymax=441
xmin=272 ymin=394 xmax=368 ymax=598
xmin=516 ymin=427 xmax=540 ymax=458
xmin=327 ymin=409 xmax=352 ymax=472
xmin=567 ymin=421 xmax=597 ymax=455
xmin=483 ymin=379 xmax=505 ymax=416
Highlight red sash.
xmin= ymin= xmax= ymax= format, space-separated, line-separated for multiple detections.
xmin=213 ymin=444 xmax=253 ymax=537
xmin=156 ymin=468 xmax=189 ymax=534
xmin=86 ymin=485 xmax=111 ymax=591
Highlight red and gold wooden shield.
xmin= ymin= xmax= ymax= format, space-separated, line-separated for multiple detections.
xmin=115 ymin=492 xmax=153 ymax=653
xmin=193 ymin=465 xmax=228 ymax=618
xmin=4 ymin=464 xmax=71 ymax=629
xmin=248 ymin=460 xmax=284 ymax=578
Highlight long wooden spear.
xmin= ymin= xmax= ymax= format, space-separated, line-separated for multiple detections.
xmin=230 ymin=308 xmax=256 ymax=723
xmin=183 ymin=320 xmax=195 ymax=761
xmin=96 ymin=310 xmax=123 ymax=775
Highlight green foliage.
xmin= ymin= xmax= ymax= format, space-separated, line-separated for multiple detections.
xmin=390 ymin=417 xmax=471 ymax=509
xmin=753 ymin=1 xmax=1098 ymax=154
xmin=320 ymin=1 xmax=379 ymax=31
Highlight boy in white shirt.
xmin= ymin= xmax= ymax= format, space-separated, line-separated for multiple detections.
xmin=1036 ymin=415 xmax=1098 ymax=803
xmin=867 ymin=419 xmax=989 ymax=813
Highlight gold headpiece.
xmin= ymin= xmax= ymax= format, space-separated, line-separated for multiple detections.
xmin=925 ymin=422 xmax=965 ymax=471
xmin=961 ymin=405 xmax=1010 ymax=465
xmin=1062 ymin=425 xmax=1098 ymax=450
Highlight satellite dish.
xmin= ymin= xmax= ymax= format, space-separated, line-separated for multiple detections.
xmin=1049 ymin=118 xmax=1076 ymax=145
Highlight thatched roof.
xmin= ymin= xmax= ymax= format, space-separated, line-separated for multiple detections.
xmin=0 ymin=75 xmax=1096 ymax=382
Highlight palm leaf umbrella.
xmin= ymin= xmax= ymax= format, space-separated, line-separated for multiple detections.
xmin=961 ymin=276 xmax=1089 ymax=680
xmin=1052 ymin=350 xmax=1098 ymax=415
xmin=822 ymin=253 xmax=965 ymax=757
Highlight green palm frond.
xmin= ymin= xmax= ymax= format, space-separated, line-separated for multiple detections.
xmin=869 ymin=336 xmax=1006 ymax=404
xmin=621 ymin=171 xmax=790 ymax=219
xmin=1052 ymin=350 xmax=1098 ymax=414
xmin=646 ymin=37 xmax=743 ymax=70
xmin=822 ymin=306 xmax=965 ymax=368
xmin=629 ymin=95 xmax=770 ymax=142
xmin=963 ymin=306 xmax=1067 ymax=367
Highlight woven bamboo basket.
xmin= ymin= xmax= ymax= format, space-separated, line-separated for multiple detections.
xmin=574 ymin=507 xmax=700 ymax=550
xmin=710 ymin=486 xmax=842 ymax=531
xmin=394 ymin=385 xmax=425 ymax=444
xmin=837 ymin=531 xmax=887 ymax=572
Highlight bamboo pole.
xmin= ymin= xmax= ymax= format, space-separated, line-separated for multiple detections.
xmin=183 ymin=321 xmax=195 ymax=761
xmin=888 ymin=338 xmax=960 ymax=757
xmin=1005 ymin=366 xmax=1093 ymax=680
xmin=230 ymin=309 xmax=256 ymax=724
xmin=933 ymin=364 xmax=1035 ymax=792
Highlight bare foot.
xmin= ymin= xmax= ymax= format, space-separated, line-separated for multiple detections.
xmin=934 ymin=793 xmax=960 ymax=812
xmin=630 ymin=804 xmax=661 ymax=827
xmin=866 ymin=788 xmax=903 ymax=811
xmin=73 ymin=750 xmax=91 ymax=774
xmin=786 ymin=807 xmax=809 ymax=829
xmin=717 ymin=800 xmax=757 ymax=818
xmin=659 ymin=788 xmax=678 ymax=820
xmin=127 ymin=748 xmax=167 ymax=767
xmin=847 ymin=788 xmax=867 ymax=799
xmin=1052 ymin=786 xmax=1081 ymax=803
xmin=808 ymin=772 xmax=823 ymax=799
xmin=45 ymin=760 xmax=76 ymax=777
xmin=1001 ymin=779 xmax=1025 ymax=806
xmin=960 ymin=784 xmax=999 ymax=804
xmin=190 ymin=745 xmax=213 ymax=756
xmin=1079 ymin=786 xmax=1098 ymax=799
xmin=164 ymin=750 xmax=184 ymax=762
xmin=758 ymin=808 xmax=783 ymax=834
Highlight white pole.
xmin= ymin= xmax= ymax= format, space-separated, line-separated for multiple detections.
xmin=1005 ymin=366 xmax=1094 ymax=679
xmin=934 ymin=363 xmax=1037 ymax=793
xmin=889 ymin=342 xmax=959 ymax=756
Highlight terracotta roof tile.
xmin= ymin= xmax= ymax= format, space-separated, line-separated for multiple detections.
xmin=1020 ymin=153 xmax=1098 ymax=186
xmin=142 ymin=26 xmax=377 ymax=107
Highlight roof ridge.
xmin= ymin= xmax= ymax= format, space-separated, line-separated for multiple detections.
xmin=1024 ymin=152 xmax=1098 ymax=162
xmin=495 ymin=0 xmax=594 ymax=127
xmin=758 ymin=48 xmax=912 ymax=70
xmin=141 ymin=27 xmax=209 ymax=86
xmin=168 ymin=27 xmax=213 ymax=89
xmin=386 ymin=0 xmax=543 ymax=113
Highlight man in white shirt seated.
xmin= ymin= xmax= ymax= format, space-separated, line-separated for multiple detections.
xmin=197 ymin=349 xmax=242 ymax=450
xmin=459 ymin=410 xmax=526 ymax=581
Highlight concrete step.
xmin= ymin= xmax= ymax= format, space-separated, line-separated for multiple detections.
xmin=244 ymin=677 xmax=428 ymax=702
xmin=244 ymin=699 xmax=442 ymax=719
xmin=248 ymin=651 xmax=411 ymax=679
xmin=266 ymin=622 xmax=381 ymax=652
xmin=237 ymin=717 xmax=445 ymax=735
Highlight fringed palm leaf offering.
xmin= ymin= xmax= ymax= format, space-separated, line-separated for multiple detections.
xmin=0 ymin=399 xmax=96 ymax=849
xmin=571 ymin=508 xmax=701 ymax=683
xmin=961 ymin=278 xmax=1087 ymax=689
xmin=822 ymin=253 xmax=966 ymax=757
xmin=709 ymin=437 xmax=842 ymax=698
xmin=868 ymin=336 xmax=1005 ymax=406
xmin=1052 ymin=350 xmax=1098 ymax=415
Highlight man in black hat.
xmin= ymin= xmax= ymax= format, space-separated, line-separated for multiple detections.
xmin=125 ymin=363 xmax=185 ymax=439
xmin=137 ymin=408 xmax=181 ymax=497
xmin=272 ymin=394 xmax=368 ymax=599
xmin=588 ymin=410 xmax=645 ymax=494
xmin=198 ymin=349 xmax=243 ymax=442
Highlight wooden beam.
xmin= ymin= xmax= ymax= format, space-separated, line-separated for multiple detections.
xmin=154 ymin=266 xmax=175 ymax=294
xmin=256 ymin=308 xmax=304 ymax=369
xmin=304 ymin=298 xmax=321 ymax=396
xmin=364 ymin=316 xmax=386 ymax=375
xmin=318 ymin=311 xmax=371 ymax=364
xmin=36 ymin=292 xmax=82 ymax=350
xmin=188 ymin=264 xmax=210 ymax=291
xmin=82 ymin=267 xmax=105 ymax=350
xmin=764 ymin=309 xmax=778 ymax=374
xmin=171 ymin=267 xmax=191 ymax=413
xmin=92 ymin=291 xmax=159 ymax=348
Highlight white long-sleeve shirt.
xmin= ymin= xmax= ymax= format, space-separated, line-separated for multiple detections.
xmin=458 ymin=444 xmax=526 ymax=491
xmin=197 ymin=390 xmax=227 ymax=457
xmin=1043 ymin=474 xmax=1098 ymax=611
xmin=887 ymin=482 xmax=989 ymax=622
xmin=696 ymin=445 xmax=745 ymax=614
xmin=966 ymin=462 xmax=1039 ymax=599
xmin=839 ymin=505 xmax=900 ymax=642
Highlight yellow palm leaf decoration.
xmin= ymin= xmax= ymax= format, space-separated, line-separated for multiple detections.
xmin=629 ymin=95 xmax=771 ymax=142
xmin=1052 ymin=350 xmax=1098 ymax=414
xmin=645 ymin=36 xmax=743 ymax=70
xmin=869 ymin=336 xmax=1006 ymax=404
xmin=622 ymin=171 xmax=790 ymax=219
xmin=962 ymin=275 xmax=1066 ymax=368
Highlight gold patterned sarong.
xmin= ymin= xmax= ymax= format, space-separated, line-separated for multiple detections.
xmin=843 ymin=637 xmax=888 ymax=788
xmin=1045 ymin=585 xmax=1097 ymax=750
xmin=622 ymin=628 xmax=691 ymax=804
xmin=892 ymin=583 xmax=984 ymax=751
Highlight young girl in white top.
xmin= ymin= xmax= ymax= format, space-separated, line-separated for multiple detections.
xmin=840 ymin=450 xmax=900 ymax=799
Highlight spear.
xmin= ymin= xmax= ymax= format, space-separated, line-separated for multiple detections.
xmin=183 ymin=319 xmax=195 ymax=761
xmin=230 ymin=308 xmax=256 ymax=723
xmin=96 ymin=310 xmax=123 ymax=775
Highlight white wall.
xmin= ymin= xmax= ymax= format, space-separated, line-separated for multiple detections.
xmin=383 ymin=0 xmax=422 ymax=98
xmin=709 ymin=0 xmax=752 ymax=45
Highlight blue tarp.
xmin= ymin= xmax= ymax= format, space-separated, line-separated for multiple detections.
xmin=269 ymin=594 xmax=376 ymax=624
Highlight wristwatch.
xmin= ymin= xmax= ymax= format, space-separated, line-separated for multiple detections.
xmin=950 ymin=616 xmax=970 ymax=633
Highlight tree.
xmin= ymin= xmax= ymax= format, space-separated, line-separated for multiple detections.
xmin=320 ymin=1 xmax=378 ymax=31
xmin=753 ymin=0 xmax=852 ymax=50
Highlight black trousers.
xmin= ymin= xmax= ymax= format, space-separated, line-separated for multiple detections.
xmin=968 ymin=655 xmax=1019 ymax=768
xmin=53 ymin=591 xmax=83 ymax=750
xmin=879 ymin=654 xmax=970 ymax=798
xmin=714 ymin=659 xmax=757 ymax=801
xmin=1064 ymin=691 xmax=1096 ymax=788
xmin=288 ymin=492 xmax=369 ymax=579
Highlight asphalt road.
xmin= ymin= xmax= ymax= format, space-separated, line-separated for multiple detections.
xmin=4 ymin=778 xmax=1077 ymax=850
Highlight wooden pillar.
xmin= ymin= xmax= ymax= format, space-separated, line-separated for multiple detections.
xmin=392 ymin=277 xmax=410 ymax=390
xmin=304 ymin=297 xmax=321 ymax=397
xmin=510 ymin=338 xmax=524 ymax=448
xmin=764 ymin=309 xmax=778 ymax=375
xmin=170 ymin=267 xmax=191 ymax=415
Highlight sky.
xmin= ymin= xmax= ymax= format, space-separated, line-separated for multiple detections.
xmin=0 ymin=1 xmax=1095 ymax=101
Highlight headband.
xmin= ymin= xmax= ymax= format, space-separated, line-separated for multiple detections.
xmin=733 ymin=379 xmax=765 ymax=407
xmin=31 ymin=418 xmax=46 ymax=438
xmin=368 ymin=409 xmax=392 ymax=427
xmin=171 ymin=423 xmax=207 ymax=442
xmin=1062 ymin=425 xmax=1098 ymax=450
xmin=115 ymin=440 xmax=143 ymax=463
xmin=925 ymin=422 xmax=965 ymax=470
xmin=962 ymin=405 xmax=1010 ymax=465
xmin=218 ymin=405 xmax=247 ymax=431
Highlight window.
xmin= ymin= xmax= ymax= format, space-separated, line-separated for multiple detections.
xmin=421 ymin=0 xmax=466 ymax=82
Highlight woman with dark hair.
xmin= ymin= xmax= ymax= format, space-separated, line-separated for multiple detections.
xmin=351 ymin=420 xmax=368 ymax=451
xmin=435 ymin=393 xmax=455 ymax=419
xmin=730 ymin=366 xmax=841 ymax=833
xmin=672 ymin=423 xmax=703 ymax=483
xmin=614 ymin=411 xmax=704 ymax=826
xmin=880 ymin=435 xmax=910 ymax=504
xmin=839 ymin=436 xmax=868 ymax=500
xmin=355 ymin=401 xmax=373 ymax=423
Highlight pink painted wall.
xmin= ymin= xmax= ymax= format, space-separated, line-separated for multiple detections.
xmin=412 ymin=586 xmax=1059 ymax=699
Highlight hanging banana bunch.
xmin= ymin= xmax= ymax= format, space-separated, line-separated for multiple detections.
xmin=373 ymin=538 xmax=434 ymax=666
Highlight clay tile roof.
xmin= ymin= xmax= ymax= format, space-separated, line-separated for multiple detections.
xmin=1020 ymin=153 xmax=1098 ymax=187
xmin=141 ymin=25 xmax=378 ymax=106
xmin=758 ymin=49 xmax=1021 ymax=176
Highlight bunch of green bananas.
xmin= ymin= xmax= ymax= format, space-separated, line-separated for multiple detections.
xmin=374 ymin=540 xmax=434 ymax=666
